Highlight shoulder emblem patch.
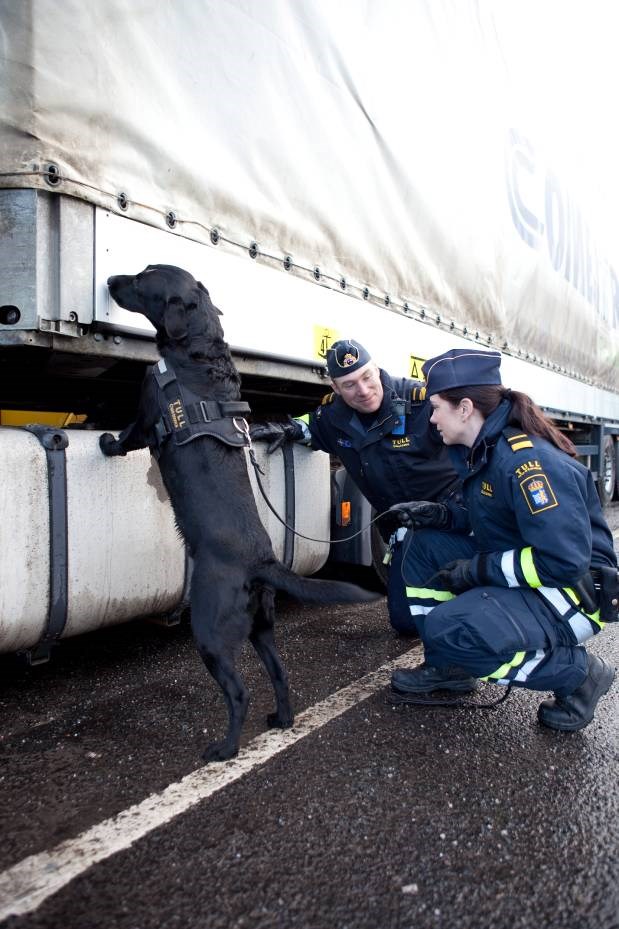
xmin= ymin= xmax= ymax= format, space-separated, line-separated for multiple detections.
xmin=507 ymin=432 xmax=534 ymax=451
xmin=410 ymin=386 xmax=426 ymax=403
xmin=519 ymin=473 xmax=558 ymax=514
xmin=321 ymin=392 xmax=335 ymax=405
xmin=481 ymin=480 xmax=493 ymax=497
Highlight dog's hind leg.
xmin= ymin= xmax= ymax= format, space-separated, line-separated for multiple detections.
xmin=190 ymin=569 xmax=251 ymax=763
xmin=197 ymin=645 xmax=249 ymax=763
xmin=249 ymin=585 xmax=294 ymax=730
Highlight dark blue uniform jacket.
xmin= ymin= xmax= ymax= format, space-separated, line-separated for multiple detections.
xmin=307 ymin=369 xmax=460 ymax=516
xmin=446 ymin=399 xmax=617 ymax=589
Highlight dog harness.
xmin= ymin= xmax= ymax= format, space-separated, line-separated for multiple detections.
xmin=151 ymin=358 xmax=251 ymax=457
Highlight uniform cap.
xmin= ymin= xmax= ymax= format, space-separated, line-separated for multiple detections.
xmin=422 ymin=348 xmax=502 ymax=394
xmin=326 ymin=339 xmax=371 ymax=378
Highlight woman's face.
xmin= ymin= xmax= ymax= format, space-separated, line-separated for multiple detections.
xmin=429 ymin=394 xmax=469 ymax=445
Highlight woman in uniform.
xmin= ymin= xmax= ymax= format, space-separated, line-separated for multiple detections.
xmin=388 ymin=347 xmax=617 ymax=731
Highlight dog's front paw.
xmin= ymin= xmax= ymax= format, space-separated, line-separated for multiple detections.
xmin=99 ymin=432 xmax=126 ymax=457
xmin=201 ymin=739 xmax=239 ymax=764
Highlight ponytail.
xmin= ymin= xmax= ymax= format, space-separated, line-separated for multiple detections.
xmin=439 ymin=385 xmax=578 ymax=457
xmin=507 ymin=389 xmax=577 ymax=456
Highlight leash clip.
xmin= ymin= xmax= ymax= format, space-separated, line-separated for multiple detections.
xmin=234 ymin=417 xmax=266 ymax=476
xmin=233 ymin=417 xmax=251 ymax=446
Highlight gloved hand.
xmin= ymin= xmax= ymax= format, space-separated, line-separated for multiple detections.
xmin=433 ymin=559 xmax=477 ymax=593
xmin=99 ymin=432 xmax=127 ymax=457
xmin=249 ymin=418 xmax=304 ymax=454
xmin=387 ymin=500 xmax=450 ymax=530
xmin=376 ymin=510 xmax=404 ymax=538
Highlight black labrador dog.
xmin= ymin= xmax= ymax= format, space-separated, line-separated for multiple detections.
xmin=100 ymin=264 xmax=379 ymax=763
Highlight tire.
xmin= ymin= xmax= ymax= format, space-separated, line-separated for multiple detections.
xmin=598 ymin=435 xmax=617 ymax=506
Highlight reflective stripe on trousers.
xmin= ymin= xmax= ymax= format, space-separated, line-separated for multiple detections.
xmin=480 ymin=648 xmax=546 ymax=685
xmin=500 ymin=548 xmax=604 ymax=644
xmin=405 ymin=585 xmax=455 ymax=617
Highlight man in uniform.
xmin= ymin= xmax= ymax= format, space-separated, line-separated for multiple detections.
xmin=251 ymin=339 xmax=476 ymax=695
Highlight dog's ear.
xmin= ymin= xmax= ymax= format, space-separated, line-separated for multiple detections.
xmin=198 ymin=280 xmax=222 ymax=315
xmin=163 ymin=297 xmax=188 ymax=340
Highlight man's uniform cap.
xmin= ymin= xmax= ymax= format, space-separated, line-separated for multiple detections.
xmin=326 ymin=339 xmax=372 ymax=379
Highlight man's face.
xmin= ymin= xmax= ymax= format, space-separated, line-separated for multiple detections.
xmin=331 ymin=361 xmax=384 ymax=413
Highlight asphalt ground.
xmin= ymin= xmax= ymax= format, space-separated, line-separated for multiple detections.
xmin=0 ymin=505 xmax=618 ymax=929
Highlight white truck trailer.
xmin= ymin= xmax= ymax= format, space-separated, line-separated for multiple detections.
xmin=1 ymin=1 xmax=618 ymax=660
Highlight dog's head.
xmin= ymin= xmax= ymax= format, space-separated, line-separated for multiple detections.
xmin=108 ymin=264 xmax=223 ymax=345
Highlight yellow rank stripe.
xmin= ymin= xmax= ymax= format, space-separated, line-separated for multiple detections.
xmin=507 ymin=433 xmax=534 ymax=451
xmin=510 ymin=440 xmax=534 ymax=450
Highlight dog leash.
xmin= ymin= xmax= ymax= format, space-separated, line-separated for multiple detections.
xmin=387 ymin=684 xmax=513 ymax=710
xmin=233 ymin=418 xmax=391 ymax=545
xmin=234 ymin=418 xmax=512 ymax=713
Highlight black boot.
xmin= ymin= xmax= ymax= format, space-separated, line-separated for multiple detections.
xmin=391 ymin=662 xmax=478 ymax=695
xmin=538 ymin=655 xmax=615 ymax=732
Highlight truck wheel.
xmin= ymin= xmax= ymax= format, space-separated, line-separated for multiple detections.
xmin=598 ymin=435 xmax=617 ymax=506
xmin=370 ymin=523 xmax=389 ymax=589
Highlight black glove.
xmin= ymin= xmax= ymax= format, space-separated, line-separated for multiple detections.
xmin=433 ymin=559 xmax=477 ymax=593
xmin=249 ymin=418 xmax=304 ymax=454
xmin=387 ymin=500 xmax=450 ymax=530
xmin=376 ymin=510 xmax=404 ymax=539
xmin=99 ymin=432 xmax=127 ymax=457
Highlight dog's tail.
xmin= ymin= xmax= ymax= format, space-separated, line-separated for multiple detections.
xmin=253 ymin=562 xmax=382 ymax=605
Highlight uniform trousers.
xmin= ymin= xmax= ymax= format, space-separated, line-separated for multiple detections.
xmin=394 ymin=529 xmax=593 ymax=696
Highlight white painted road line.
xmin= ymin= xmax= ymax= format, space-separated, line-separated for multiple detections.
xmin=0 ymin=646 xmax=424 ymax=921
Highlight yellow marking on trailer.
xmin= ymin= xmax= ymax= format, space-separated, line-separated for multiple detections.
xmin=409 ymin=355 xmax=426 ymax=380
xmin=314 ymin=326 xmax=340 ymax=362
